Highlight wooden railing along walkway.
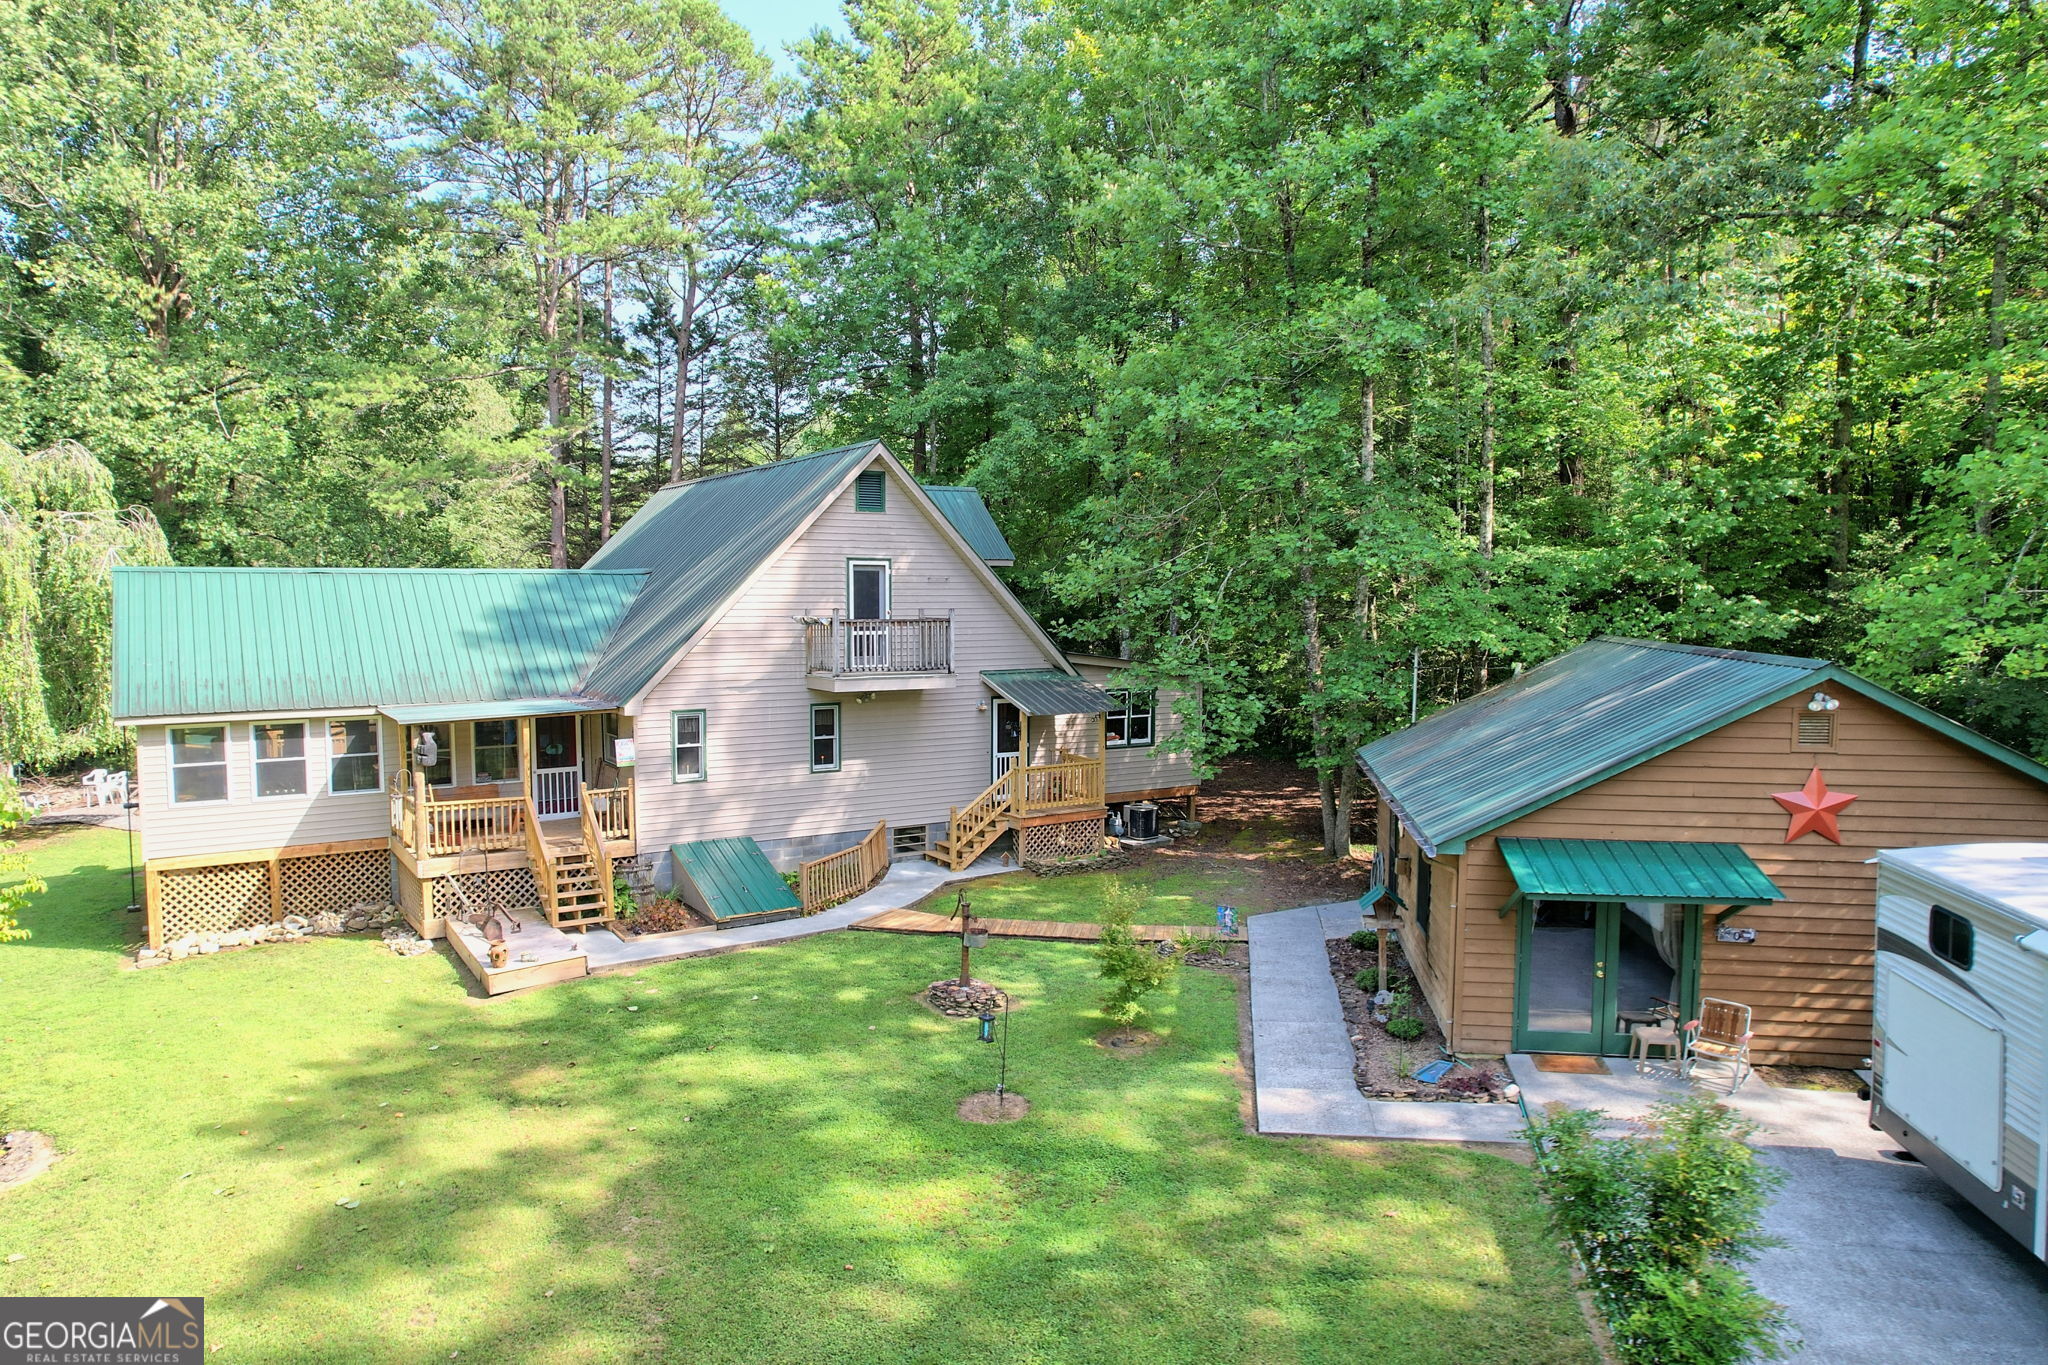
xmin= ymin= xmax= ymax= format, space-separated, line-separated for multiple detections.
xmin=799 ymin=819 xmax=889 ymax=914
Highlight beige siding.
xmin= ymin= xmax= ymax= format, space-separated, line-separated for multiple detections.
xmin=1067 ymin=658 xmax=1199 ymax=797
xmin=629 ymin=457 xmax=1065 ymax=851
xmin=136 ymin=715 xmax=402 ymax=861
xmin=1438 ymin=683 xmax=2048 ymax=1065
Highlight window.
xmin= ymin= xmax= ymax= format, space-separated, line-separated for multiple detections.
xmin=250 ymin=720 xmax=308 ymax=798
xmin=169 ymin=725 xmax=229 ymax=804
xmin=1414 ymin=857 xmax=1433 ymax=937
xmin=1930 ymin=905 xmax=1974 ymax=970
xmin=854 ymin=468 xmax=886 ymax=513
xmin=1106 ymin=690 xmax=1155 ymax=748
xmin=810 ymin=703 xmax=841 ymax=772
xmin=471 ymin=719 xmax=517 ymax=783
xmin=407 ymin=726 xmax=453 ymax=787
xmin=600 ymin=711 xmax=622 ymax=766
xmin=672 ymin=710 xmax=706 ymax=782
xmin=847 ymin=559 xmax=890 ymax=620
xmin=327 ymin=717 xmax=382 ymax=793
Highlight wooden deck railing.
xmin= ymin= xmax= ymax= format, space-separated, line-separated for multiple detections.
xmin=583 ymin=783 xmax=633 ymax=845
xmin=1017 ymin=757 xmax=1105 ymax=813
xmin=799 ymin=819 xmax=889 ymax=915
xmin=423 ymin=795 xmax=526 ymax=857
xmin=803 ymin=616 xmax=953 ymax=675
xmin=521 ymin=796 xmax=559 ymax=919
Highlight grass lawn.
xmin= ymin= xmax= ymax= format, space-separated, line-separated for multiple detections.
xmin=0 ymin=826 xmax=1590 ymax=1364
xmin=918 ymin=854 xmax=1350 ymax=927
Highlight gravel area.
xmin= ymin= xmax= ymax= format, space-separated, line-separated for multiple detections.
xmin=1326 ymin=934 xmax=1512 ymax=1102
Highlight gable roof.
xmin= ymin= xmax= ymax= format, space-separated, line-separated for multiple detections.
xmin=112 ymin=567 xmax=647 ymax=722
xmin=578 ymin=443 xmax=881 ymax=703
xmin=1357 ymin=636 xmax=2048 ymax=857
xmin=925 ymin=486 xmax=1015 ymax=565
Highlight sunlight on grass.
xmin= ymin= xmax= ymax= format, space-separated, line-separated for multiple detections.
xmin=0 ymin=827 xmax=1592 ymax=1364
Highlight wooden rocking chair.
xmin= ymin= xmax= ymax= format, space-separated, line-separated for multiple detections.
xmin=1681 ymin=998 xmax=1754 ymax=1093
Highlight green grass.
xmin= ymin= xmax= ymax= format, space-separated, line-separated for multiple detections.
xmin=0 ymin=826 xmax=1590 ymax=1364
xmin=923 ymin=858 xmax=1320 ymax=926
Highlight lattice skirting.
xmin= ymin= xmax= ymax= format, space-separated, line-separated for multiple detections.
xmin=400 ymin=864 xmax=543 ymax=941
xmin=154 ymin=862 xmax=272 ymax=947
xmin=1020 ymin=817 xmax=1108 ymax=866
xmin=279 ymin=849 xmax=390 ymax=920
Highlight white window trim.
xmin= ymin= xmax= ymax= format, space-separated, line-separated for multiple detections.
xmin=167 ymin=724 xmax=232 ymax=805
xmin=810 ymin=703 xmax=841 ymax=773
xmin=248 ymin=719 xmax=312 ymax=801
xmin=1105 ymin=689 xmax=1156 ymax=749
xmin=406 ymin=724 xmax=456 ymax=789
xmin=326 ymin=716 xmax=384 ymax=796
xmin=672 ymin=709 xmax=707 ymax=783
xmin=470 ymin=719 xmax=519 ymax=786
xmin=846 ymin=558 xmax=891 ymax=620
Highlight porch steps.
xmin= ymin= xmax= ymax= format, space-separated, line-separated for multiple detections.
xmin=544 ymin=841 xmax=612 ymax=929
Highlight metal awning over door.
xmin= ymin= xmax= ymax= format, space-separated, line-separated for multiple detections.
xmin=1496 ymin=837 xmax=1784 ymax=916
xmin=980 ymin=669 xmax=1114 ymax=716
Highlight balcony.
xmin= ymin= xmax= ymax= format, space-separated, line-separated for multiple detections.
xmin=804 ymin=615 xmax=954 ymax=691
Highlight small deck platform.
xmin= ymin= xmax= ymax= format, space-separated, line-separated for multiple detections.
xmin=446 ymin=907 xmax=589 ymax=995
xmin=851 ymin=908 xmax=1242 ymax=943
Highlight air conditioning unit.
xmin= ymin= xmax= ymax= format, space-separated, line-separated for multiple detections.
xmin=1124 ymin=801 xmax=1159 ymax=841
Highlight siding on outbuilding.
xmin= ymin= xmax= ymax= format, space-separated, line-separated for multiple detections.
xmin=1065 ymin=656 xmax=1200 ymax=799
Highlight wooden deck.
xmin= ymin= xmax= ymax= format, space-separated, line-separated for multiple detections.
xmin=851 ymin=908 xmax=1243 ymax=943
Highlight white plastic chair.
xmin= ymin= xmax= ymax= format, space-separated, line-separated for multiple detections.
xmin=82 ymin=769 xmax=128 ymax=807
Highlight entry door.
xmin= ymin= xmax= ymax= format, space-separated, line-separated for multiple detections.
xmin=847 ymin=560 xmax=890 ymax=670
xmin=1515 ymin=901 xmax=1700 ymax=1055
xmin=991 ymin=700 xmax=1022 ymax=784
xmin=532 ymin=714 xmax=582 ymax=817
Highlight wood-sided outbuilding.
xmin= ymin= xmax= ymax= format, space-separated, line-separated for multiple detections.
xmin=1357 ymin=638 xmax=2048 ymax=1067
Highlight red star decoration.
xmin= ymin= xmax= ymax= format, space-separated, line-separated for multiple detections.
xmin=1772 ymin=767 xmax=1859 ymax=844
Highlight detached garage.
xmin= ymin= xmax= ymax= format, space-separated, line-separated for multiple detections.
xmin=1357 ymin=637 xmax=2048 ymax=1067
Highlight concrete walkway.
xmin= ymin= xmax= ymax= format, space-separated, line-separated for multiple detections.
xmin=578 ymin=853 xmax=1012 ymax=973
xmin=1247 ymin=902 xmax=1527 ymax=1142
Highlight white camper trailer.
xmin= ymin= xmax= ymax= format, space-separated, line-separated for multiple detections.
xmin=1872 ymin=843 xmax=2048 ymax=1261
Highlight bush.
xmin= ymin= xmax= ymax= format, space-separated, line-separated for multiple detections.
xmin=1524 ymin=1098 xmax=1790 ymax=1364
xmin=1347 ymin=927 xmax=1378 ymax=950
xmin=1353 ymin=966 xmax=1379 ymax=993
xmin=1385 ymin=1016 xmax=1425 ymax=1042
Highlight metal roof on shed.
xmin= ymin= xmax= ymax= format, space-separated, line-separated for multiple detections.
xmin=982 ymin=669 xmax=1114 ymax=716
xmin=1498 ymin=838 xmax=1784 ymax=904
xmin=112 ymin=567 xmax=646 ymax=720
xmin=579 ymin=443 xmax=879 ymax=703
xmin=1357 ymin=638 xmax=1825 ymax=856
xmin=925 ymin=486 xmax=1015 ymax=564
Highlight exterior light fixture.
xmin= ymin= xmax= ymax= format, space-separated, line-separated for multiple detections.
xmin=1806 ymin=691 xmax=1841 ymax=712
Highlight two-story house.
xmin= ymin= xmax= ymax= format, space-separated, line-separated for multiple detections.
xmin=113 ymin=442 xmax=1199 ymax=953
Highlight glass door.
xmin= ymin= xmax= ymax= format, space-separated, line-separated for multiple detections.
xmin=847 ymin=560 xmax=890 ymax=671
xmin=1515 ymin=900 xmax=1701 ymax=1055
xmin=531 ymin=714 xmax=582 ymax=817
xmin=991 ymin=700 xmax=1022 ymax=784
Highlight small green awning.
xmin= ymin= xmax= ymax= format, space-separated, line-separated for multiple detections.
xmin=982 ymin=668 xmax=1114 ymax=716
xmin=1497 ymin=838 xmax=1784 ymax=907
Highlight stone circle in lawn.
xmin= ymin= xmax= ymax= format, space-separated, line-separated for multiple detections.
xmin=956 ymin=1091 xmax=1030 ymax=1123
xmin=926 ymin=979 xmax=1006 ymax=1017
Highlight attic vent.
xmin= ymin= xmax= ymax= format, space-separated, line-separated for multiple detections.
xmin=854 ymin=470 xmax=886 ymax=513
xmin=1796 ymin=711 xmax=1836 ymax=748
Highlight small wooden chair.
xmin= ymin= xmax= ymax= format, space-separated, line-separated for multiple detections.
xmin=1681 ymin=998 xmax=1755 ymax=1092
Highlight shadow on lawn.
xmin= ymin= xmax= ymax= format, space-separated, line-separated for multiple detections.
xmin=207 ymin=937 xmax=1578 ymax=1364
xmin=10 ymin=826 xmax=140 ymax=959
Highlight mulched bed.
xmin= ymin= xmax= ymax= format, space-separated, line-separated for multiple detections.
xmin=1327 ymin=932 xmax=1512 ymax=1103
xmin=612 ymin=897 xmax=712 ymax=937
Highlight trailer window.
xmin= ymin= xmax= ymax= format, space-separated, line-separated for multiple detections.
xmin=1929 ymin=906 xmax=1974 ymax=971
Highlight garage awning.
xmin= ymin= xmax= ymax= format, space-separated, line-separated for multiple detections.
xmin=1497 ymin=838 xmax=1784 ymax=913
xmin=981 ymin=669 xmax=1114 ymax=716
xmin=379 ymin=697 xmax=615 ymax=725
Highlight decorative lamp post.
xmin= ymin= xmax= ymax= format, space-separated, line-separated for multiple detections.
xmin=954 ymin=889 xmax=984 ymax=986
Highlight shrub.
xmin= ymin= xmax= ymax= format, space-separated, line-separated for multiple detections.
xmin=1524 ymin=1098 xmax=1790 ymax=1364
xmin=1385 ymin=1016 xmax=1425 ymax=1042
xmin=1095 ymin=878 xmax=1186 ymax=1027
xmin=1347 ymin=927 xmax=1378 ymax=950
xmin=1353 ymin=966 xmax=1379 ymax=993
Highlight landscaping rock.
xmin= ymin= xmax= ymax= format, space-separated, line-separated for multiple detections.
xmin=309 ymin=910 xmax=346 ymax=936
xmin=926 ymin=979 xmax=1007 ymax=1017
xmin=0 ymin=1130 xmax=59 ymax=1189
xmin=381 ymin=926 xmax=432 ymax=957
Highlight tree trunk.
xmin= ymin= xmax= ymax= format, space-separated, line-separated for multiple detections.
xmin=1831 ymin=292 xmax=1857 ymax=575
xmin=541 ymin=263 xmax=569 ymax=569
xmin=600 ymin=260 xmax=616 ymax=544
xmin=670 ymin=263 xmax=700 ymax=483
xmin=1979 ymin=219 xmax=2009 ymax=534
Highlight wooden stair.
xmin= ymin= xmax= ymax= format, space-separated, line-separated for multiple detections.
xmin=928 ymin=771 xmax=1015 ymax=872
xmin=521 ymin=793 xmax=616 ymax=930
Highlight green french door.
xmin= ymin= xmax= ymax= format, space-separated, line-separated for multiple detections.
xmin=1513 ymin=900 xmax=1702 ymax=1055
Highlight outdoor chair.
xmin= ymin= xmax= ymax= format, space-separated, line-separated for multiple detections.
xmin=1681 ymin=997 xmax=1755 ymax=1092
xmin=82 ymin=769 xmax=128 ymax=807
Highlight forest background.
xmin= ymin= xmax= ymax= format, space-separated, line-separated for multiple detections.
xmin=2 ymin=0 xmax=2042 ymax=853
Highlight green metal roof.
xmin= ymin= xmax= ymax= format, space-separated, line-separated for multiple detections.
xmin=669 ymin=838 xmax=802 ymax=921
xmin=112 ymin=567 xmax=646 ymax=720
xmin=380 ymin=697 xmax=616 ymax=724
xmin=579 ymin=443 xmax=881 ymax=702
xmin=982 ymin=669 xmax=1114 ymax=716
xmin=1497 ymin=838 xmax=1784 ymax=904
xmin=925 ymin=486 xmax=1015 ymax=564
xmin=1358 ymin=636 xmax=2048 ymax=857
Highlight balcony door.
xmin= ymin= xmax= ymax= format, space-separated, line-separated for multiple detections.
xmin=531 ymin=714 xmax=582 ymax=818
xmin=847 ymin=559 xmax=891 ymax=670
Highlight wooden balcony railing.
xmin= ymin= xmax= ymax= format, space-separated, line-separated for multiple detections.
xmin=388 ymin=771 xmax=634 ymax=858
xmin=1016 ymin=756 xmax=1105 ymax=813
xmin=798 ymin=819 xmax=889 ymax=914
xmin=583 ymin=783 xmax=633 ymax=845
xmin=803 ymin=616 xmax=953 ymax=676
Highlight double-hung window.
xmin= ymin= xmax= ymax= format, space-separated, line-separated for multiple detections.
xmin=408 ymin=725 xmax=453 ymax=787
xmin=328 ymin=717 xmax=382 ymax=793
xmin=673 ymin=710 xmax=706 ymax=782
xmin=250 ymin=720 xmax=309 ymax=798
xmin=810 ymin=704 xmax=841 ymax=772
xmin=471 ymin=719 xmax=517 ymax=783
xmin=1106 ymin=689 xmax=1155 ymax=748
xmin=169 ymin=726 xmax=230 ymax=804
